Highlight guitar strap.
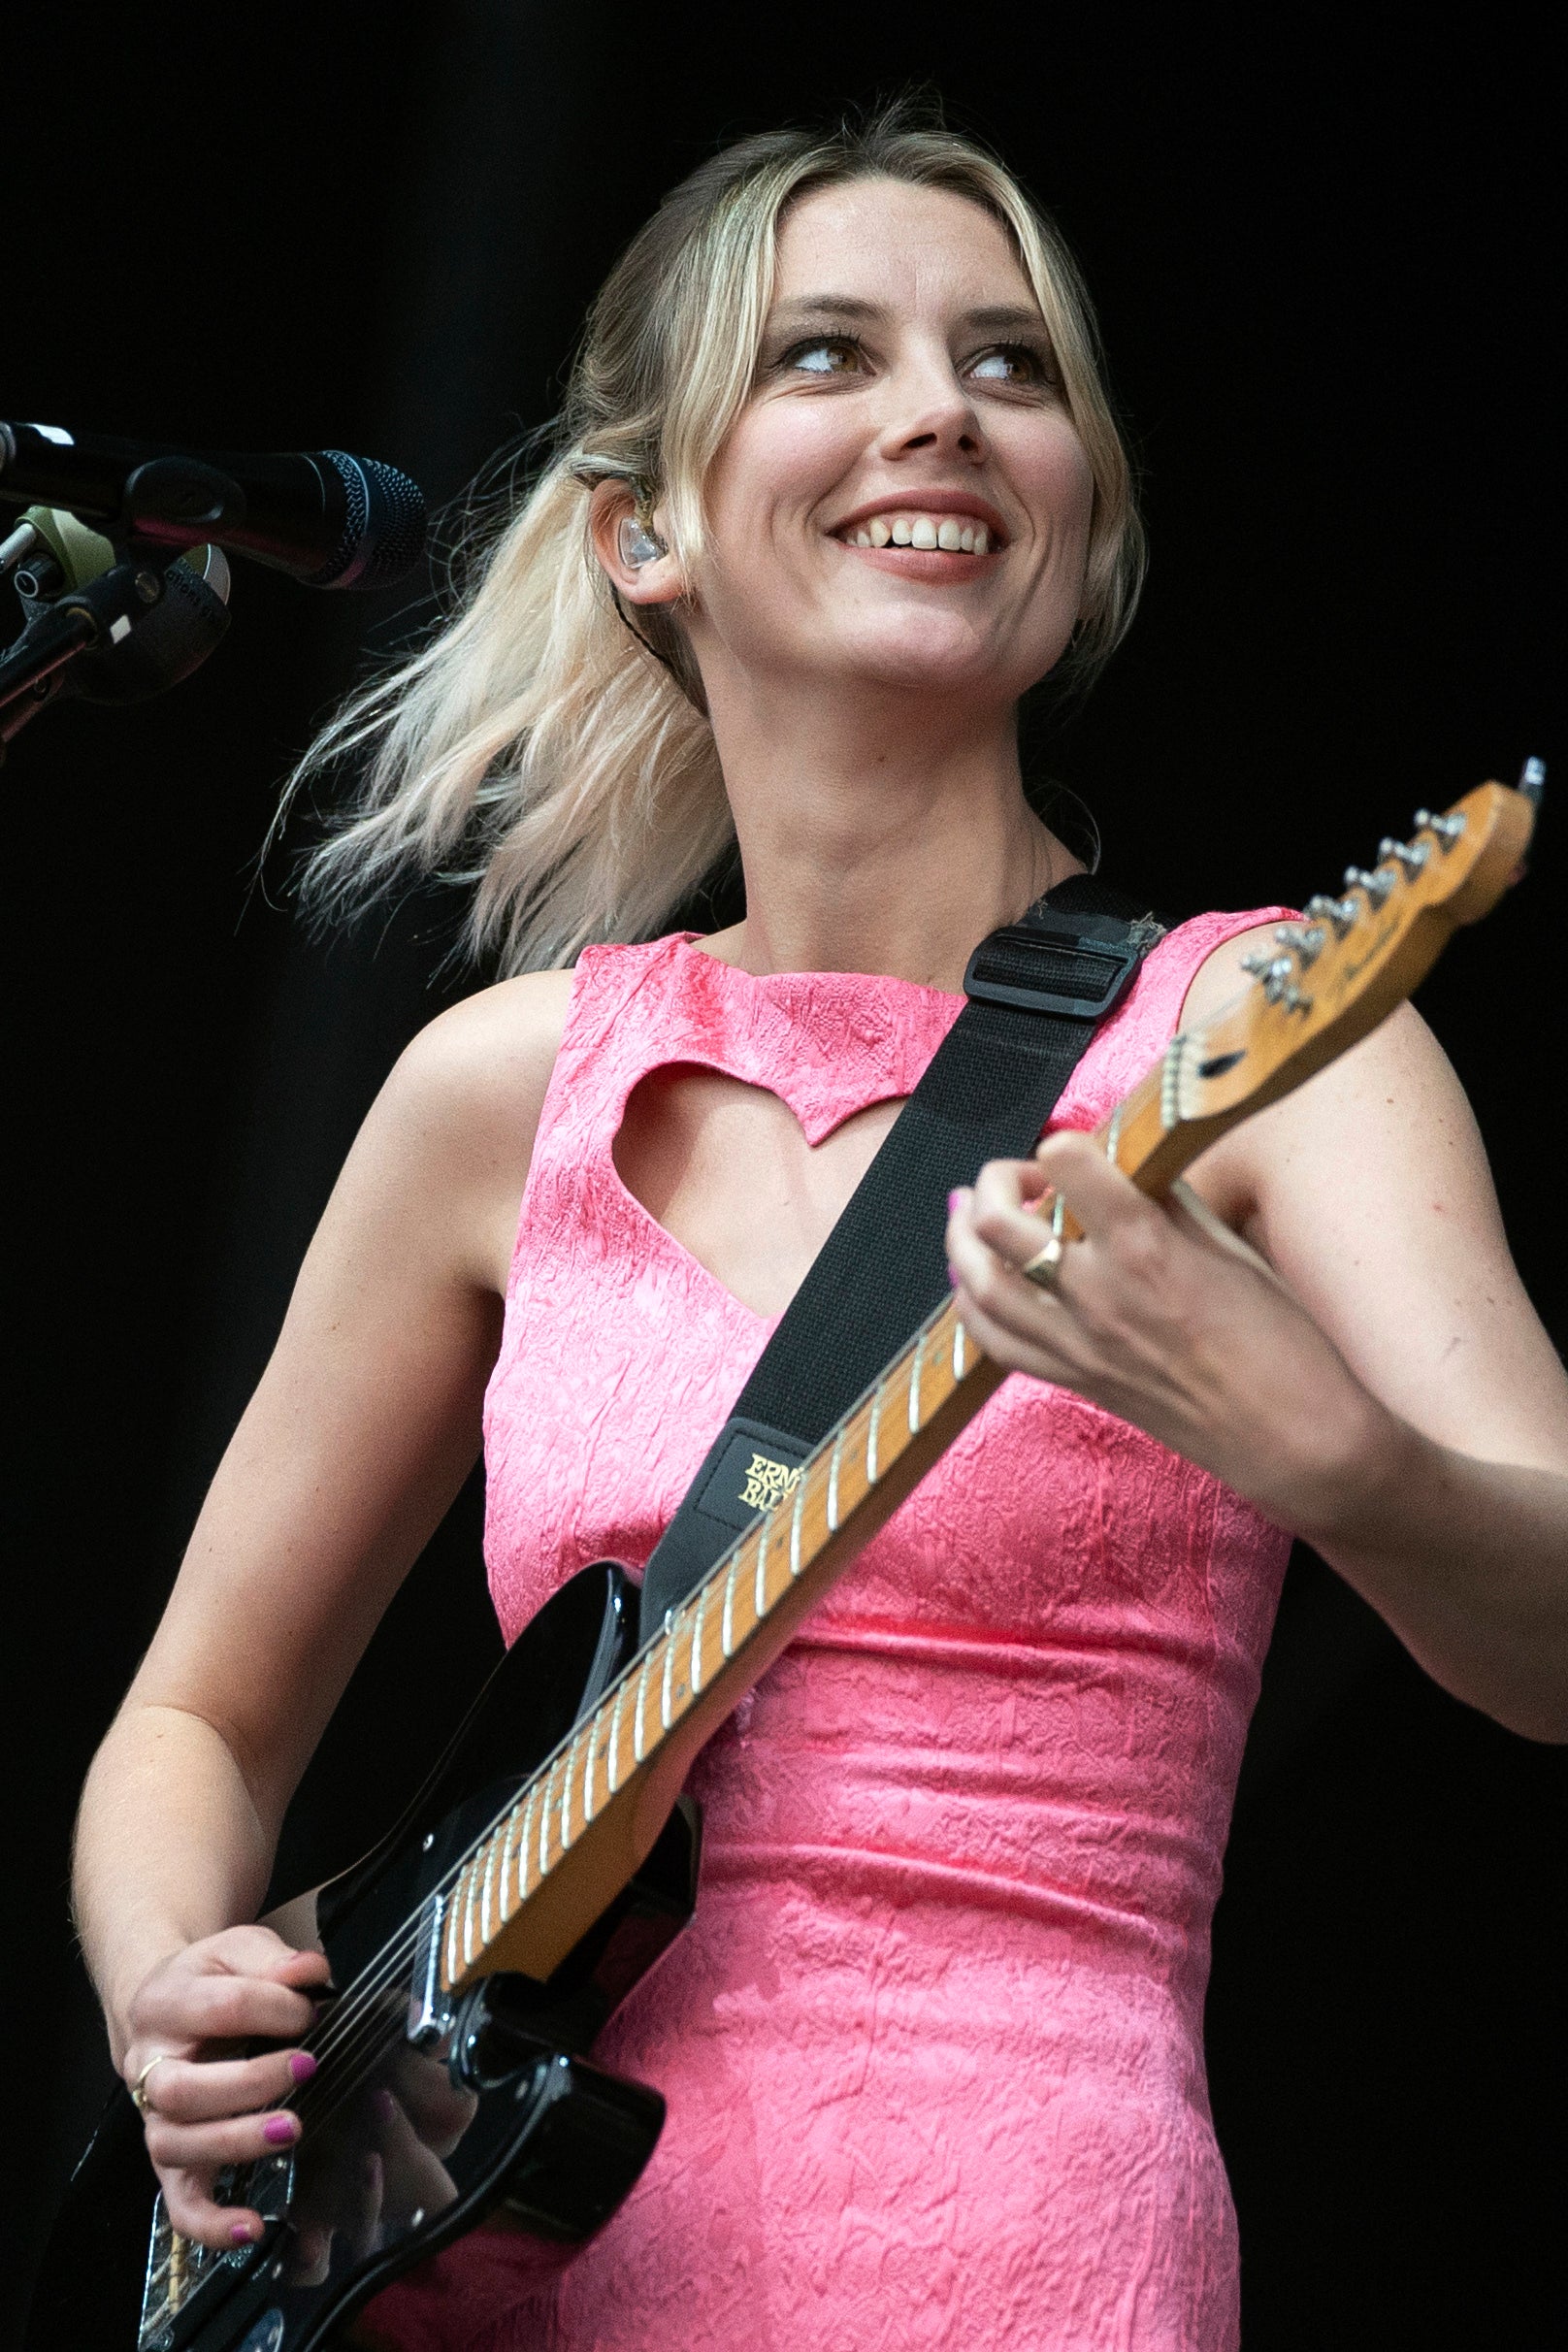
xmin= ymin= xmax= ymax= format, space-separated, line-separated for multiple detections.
xmin=639 ymin=873 xmax=1166 ymax=1640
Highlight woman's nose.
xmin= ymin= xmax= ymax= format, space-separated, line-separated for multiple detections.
xmin=877 ymin=366 xmax=988 ymax=466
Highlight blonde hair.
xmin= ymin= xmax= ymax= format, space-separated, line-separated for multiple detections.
xmin=296 ymin=102 xmax=1146 ymax=973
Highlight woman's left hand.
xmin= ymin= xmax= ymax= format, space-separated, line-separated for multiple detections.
xmin=945 ymin=1128 xmax=1401 ymax=1545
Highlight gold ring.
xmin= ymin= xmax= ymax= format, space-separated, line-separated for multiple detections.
xmin=130 ymin=2055 xmax=170 ymax=2115
xmin=1020 ymin=1234 xmax=1064 ymax=1290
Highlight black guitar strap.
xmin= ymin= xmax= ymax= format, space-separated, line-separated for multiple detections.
xmin=638 ymin=874 xmax=1166 ymax=1639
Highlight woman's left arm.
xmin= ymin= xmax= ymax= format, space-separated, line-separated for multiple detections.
xmin=946 ymin=940 xmax=1568 ymax=1742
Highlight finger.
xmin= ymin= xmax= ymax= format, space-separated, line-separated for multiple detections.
xmin=135 ymin=1969 xmax=320 ymax=2048
xmin=947 ymin=1217 xmax=1078 ymax=1361
xmin=159 ymin=2170 xmax=267 ymax=2253
xmin=137 ymin=2045 xmax=318 ymax=2125
xmin=1031 ymin=1128 xmax=1156 ymax=1239
xmin=144 ymin=2104 xmax=302 ymax=2176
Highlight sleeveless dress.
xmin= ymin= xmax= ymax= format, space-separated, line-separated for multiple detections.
xmin=380 ymin=912 xmax=1293 ymax=2352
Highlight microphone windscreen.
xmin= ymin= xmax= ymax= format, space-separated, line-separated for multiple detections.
xmin=313 ymin=451 xmax=427 ymax=590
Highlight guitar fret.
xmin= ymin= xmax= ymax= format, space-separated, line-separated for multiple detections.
xmin=633 ymin=1650 xmax=653 ymax=1762
xmin=789 ymin=1470 xmax=806 ymax=1578
xmin=516 ymin=1784 xmax=538 ymax=1901
xmin=690 ymin=1579 xmax=707 ymax=1694
xmin=479 ymin=1819 xmax=500 ymax=1945
xmin=560 ymin=1735 xmax=576 ymax=1849
xmin=908 ymin=1326 xmax=926 ymax=1433
xmin=498 ymin=1796 xmax=520 ymax=1911
xmin=1105 ymin=1099 xmax=1125 ymax=1166
xmin=826 ymin=1425 xmax=844 ymax=1532
xmin=754 ymin=1517 xmax=770 ymax=1618
xmin=953 ymin=1315 xmax=967 ymax=1379
xmin=462 ymin=1847 xmax=483 ymax=1970
xmin=866 ymin=1379 xmax=885 ymax=1481
xmin=722 ymin=1547 xmax=739 ymax=1657
xmin=538 ymin=1761 xmax=555 ymax=1878
xmin=606 ymin=1684 xmax=625 ymax=1794
xmin=660 ymin=1622 xmax=679 ymax=1729
xmin=583 ymin=1713 xmax=598 ymax=1820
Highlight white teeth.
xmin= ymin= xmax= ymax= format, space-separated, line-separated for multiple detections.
xmin=850 ymin=512 xmax=996 ymax=552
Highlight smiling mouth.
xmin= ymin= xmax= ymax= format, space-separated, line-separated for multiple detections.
xmin=835 ymin=510 xmax=999 ymax=555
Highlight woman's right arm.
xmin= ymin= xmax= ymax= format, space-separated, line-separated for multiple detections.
xmin=73 ymin=969 xmax=572 ymax=2245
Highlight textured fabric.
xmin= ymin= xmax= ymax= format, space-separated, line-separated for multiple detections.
xmin=385 ymin=914 xmax=1293 ymax=2351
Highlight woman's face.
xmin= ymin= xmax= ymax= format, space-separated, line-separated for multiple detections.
xmin=683 ymin=178 xmax=1096 ymax=710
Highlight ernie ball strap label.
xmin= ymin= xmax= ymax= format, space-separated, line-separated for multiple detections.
xmin=739 ymin=1452 xmax=803 ymax=1514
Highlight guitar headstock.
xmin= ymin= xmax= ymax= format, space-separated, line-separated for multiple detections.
xmin=1168 ymin=774 xmax=1540 ymax=1134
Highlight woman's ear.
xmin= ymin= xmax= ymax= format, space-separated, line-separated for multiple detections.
xmin=589 ymin=481 xmax=685 ymax=607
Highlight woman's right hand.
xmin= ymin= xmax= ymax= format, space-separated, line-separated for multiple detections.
xmin=120 ymin=1925 xmax=332 ymax=2248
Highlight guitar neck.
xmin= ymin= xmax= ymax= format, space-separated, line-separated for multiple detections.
xmin=439 ymin=776 xmax=1536 ymax=1998
xmin=440 ymin=1040 xmax=1222 ymax=1995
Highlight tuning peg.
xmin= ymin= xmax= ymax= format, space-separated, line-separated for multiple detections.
xmin=1240 ymin=952 xmax=1311 ymax=1010
xmin=1304 ymin=893 xmax=1358 ymax=936
xmin=1378 ymin=835 xmax=1428 ymax=877
xmin=1344 ymin=865 xmax=1394 ymax=907
xmin=1273 ymin=920 xmax=1327 ymax=964
xmin=1413 ymin=807 xmax=1466 ymax=848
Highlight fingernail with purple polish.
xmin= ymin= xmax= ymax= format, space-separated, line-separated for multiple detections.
xmin=947 ymin=1264 xmax=959 ymax=1287
xmin=289 ymin=2050 xmax=317 ymax=2085
xmin=231 ymin=2220 xmax=257 ymax=2246
xmin=264 ymin=2115 xmax=299 ymax=2146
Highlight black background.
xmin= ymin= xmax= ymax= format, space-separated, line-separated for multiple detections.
xmin=5 ymin=7 xmax=1564 ymax=2346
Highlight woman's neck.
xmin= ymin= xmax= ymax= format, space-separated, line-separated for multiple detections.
xmin=699 ymin=679 xmax=1076 ymax=989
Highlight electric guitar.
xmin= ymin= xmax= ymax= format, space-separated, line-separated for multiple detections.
xmin=24 ymin=774 xmax=1540 ymax=2352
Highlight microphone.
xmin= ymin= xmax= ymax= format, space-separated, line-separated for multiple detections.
xmin=0 ymin=420 xmax=426 ymax=591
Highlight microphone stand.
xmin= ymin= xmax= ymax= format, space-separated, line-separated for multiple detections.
xmin=0 ymin=553 xmax=166 ymax=756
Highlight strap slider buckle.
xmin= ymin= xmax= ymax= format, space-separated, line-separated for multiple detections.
xmin=963 ymin=911 xmax=1152 ymax=1022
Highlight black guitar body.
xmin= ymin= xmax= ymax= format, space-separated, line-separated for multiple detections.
xmin=25 ymin=1561 xmax=700 ymax=2352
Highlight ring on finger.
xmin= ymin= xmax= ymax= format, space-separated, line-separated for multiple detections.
xmin=130 ymin=2055 xmax=171 ymax=2115
xmin=1020 ymin=1233 xmax=1065 ymax=1291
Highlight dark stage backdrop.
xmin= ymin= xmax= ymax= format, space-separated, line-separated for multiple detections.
xmin=5 ymin=9 xmax=1563 ymax=2346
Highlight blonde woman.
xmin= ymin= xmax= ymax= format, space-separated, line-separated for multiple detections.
xmin=72 ymin=107 xmax=1568 ymax=2350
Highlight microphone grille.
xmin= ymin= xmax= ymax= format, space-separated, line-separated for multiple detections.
xmin=315 ymin=451 xmax=428 ymax=589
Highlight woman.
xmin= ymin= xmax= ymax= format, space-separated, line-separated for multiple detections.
xmin=73 ymin=107 xmax=1568 ymax=2350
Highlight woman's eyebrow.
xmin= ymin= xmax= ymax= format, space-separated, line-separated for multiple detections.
xmin=766 ymin=296 xmax=1049 ymax=337
xmin=962 ymin=304 xmax=1050 ymax=336
xmin=768 ymin=295 xmax=883 ymax=330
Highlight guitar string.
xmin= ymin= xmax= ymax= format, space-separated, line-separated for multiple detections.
xmin=282 ymin=1029 xmax=1175 ymax=2113
xmin=277 ymin=1288 xmax=975 ymax=2147
xmin=261 ymin=1029 xmax=1172 ymax=2136
xmin=257 ymin=1022 xmax=1208 ymax=2132
xmin=151 ymin=857 xmax=1466 ymax=2280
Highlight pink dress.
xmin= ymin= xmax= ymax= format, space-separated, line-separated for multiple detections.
xmin=392 ymin=914 xmax=1291 ymax=2351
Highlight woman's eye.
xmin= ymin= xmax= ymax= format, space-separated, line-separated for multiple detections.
xmin=968 ymin=343 xmax=1049 ymax=385
xmin=786 ymin=338 xmax=865 ymax=377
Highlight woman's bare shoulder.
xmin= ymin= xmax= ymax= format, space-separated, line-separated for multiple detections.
xmin=332 ymin=970 xmax=576 ymax=1294
xmin=387 ymin=969 xmax=576 ymax=1136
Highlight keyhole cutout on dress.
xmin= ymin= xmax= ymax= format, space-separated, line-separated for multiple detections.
xmin=611 ymin=1064 xmax=905 ymax=1321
